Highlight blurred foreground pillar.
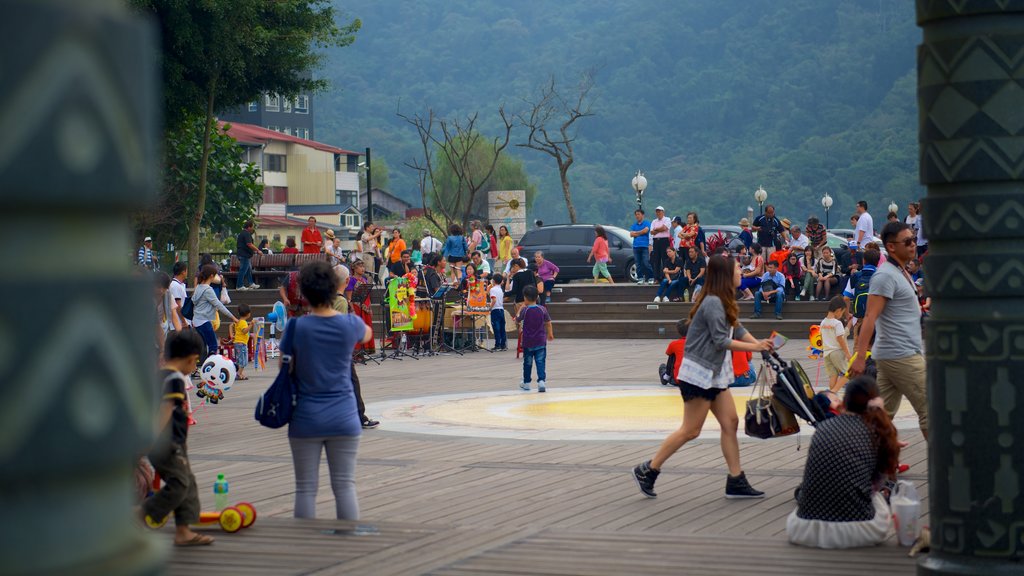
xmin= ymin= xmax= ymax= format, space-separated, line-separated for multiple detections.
xmin=917 ymin=1 xmax=1024 ymax=574
xmin=0 ymin=1 xmax=162 ymax=574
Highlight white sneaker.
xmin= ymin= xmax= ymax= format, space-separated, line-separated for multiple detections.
xmin=648 ymin=279 xmax=656 ymax=285
xmin=237 ymin=285 xmax=249 ymax=291
xmin=538 ymin=381 xmax=546 ymax=393
xmin=249 ymin=283 xmax=261 ymax=289
xmin=519 ymin=382 xmax=530 ymax=391
xmin=653 ymin=297 xmax=661 ymax=303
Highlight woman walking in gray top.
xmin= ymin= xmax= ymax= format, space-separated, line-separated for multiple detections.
xmin=633 ymin=255 xmax=773 ymax=499
xmin=192 ymin=264 xmax=237 ymax=358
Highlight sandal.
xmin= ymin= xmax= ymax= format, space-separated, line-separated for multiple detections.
xmin=175 ymin=533 xmax=215 ymax=547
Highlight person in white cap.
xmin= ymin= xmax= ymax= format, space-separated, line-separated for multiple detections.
xmin=650 ymin=206 xmax=673 ymax=282
xmin=138 ymin=236 xmax=158 ymax=271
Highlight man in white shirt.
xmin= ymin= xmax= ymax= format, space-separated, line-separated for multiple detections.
xmin=169 ymin=261 xmax=189 ymax=328
xmin=787 ymin=226 xmax=810 ymax=250
xmin=650 ymin=206 xmax=673 ymax=282
xmin=420 ymin=231 xmax=442 ymax=255
xmin=853 ymin=200 xmax=874 ymax=251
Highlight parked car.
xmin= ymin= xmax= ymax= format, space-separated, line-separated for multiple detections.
xmin=828 ymin=228 xmax=882 ymax=247
xmin=516 ymin=224 xmax=636 ymax=282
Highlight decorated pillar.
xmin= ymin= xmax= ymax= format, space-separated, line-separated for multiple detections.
xmin=917 ymin=1 xmax=1024 ymax=574
xmin=0 ymin=1 xmax=162 ymax=574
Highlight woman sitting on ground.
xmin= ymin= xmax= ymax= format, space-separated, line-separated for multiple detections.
xmin=787 ymin=376 xmax=900 ymax=549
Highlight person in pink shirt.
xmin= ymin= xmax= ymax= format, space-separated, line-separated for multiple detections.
xmin=587 ymin=225 xmax=615 ymax=283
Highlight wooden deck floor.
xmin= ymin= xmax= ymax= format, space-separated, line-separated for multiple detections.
xmin=169 ymin=339 xmax=927 ymax=575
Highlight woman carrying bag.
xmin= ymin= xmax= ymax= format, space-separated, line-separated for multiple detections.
xmin=632 ymin=254 xmax=773 ymax=499
xmin=284 ymin=261 xmax=373 ymax=520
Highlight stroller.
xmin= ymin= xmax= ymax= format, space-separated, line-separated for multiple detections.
xmin=761 ymin=351 xmax=828 ymax=427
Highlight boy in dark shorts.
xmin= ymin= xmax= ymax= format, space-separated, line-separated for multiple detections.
xmin=142 ymin=330 xmax=213 ymax=546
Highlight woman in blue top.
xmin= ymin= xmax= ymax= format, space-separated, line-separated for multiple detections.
xmin=284 ymin=260 xmax=373 ymax=520
xmin=442 ymin=223 xmax=469 ymax=263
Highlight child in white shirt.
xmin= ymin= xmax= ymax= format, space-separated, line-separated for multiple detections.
xmin=489 ymin=274 xmax=507 ymax=351
xmin=821 ymin=296 xmax=853 ymax=392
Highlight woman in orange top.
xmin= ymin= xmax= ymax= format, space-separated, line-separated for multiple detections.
xmin=385 ymin=228 xmax=406 ymax=264
xmin=586 ymin=225 xmax=614 ymax=284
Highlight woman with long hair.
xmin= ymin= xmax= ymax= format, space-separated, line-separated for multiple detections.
xmin=787 ymin=376 xmax=900 ymax=548
xmin=632 ymin=255 xmax=772 ymax=499
xmin=497 ymin=225 xmax=513 ymax=273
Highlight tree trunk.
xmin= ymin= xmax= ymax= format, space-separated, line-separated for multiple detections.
xmin=560 ymin=165 xmax=577 ymax=224
xmin=188 ymin=86 xmax=217 ymax=286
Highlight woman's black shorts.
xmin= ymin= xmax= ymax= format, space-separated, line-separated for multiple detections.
xmin=678 ymin=381 xmax=726 ymax=402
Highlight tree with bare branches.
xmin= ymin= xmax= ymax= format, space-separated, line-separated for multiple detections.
xmin=399 ymin=105 xmax=513 ymax=233
xmin=516 ymin=72 xmax=596 ymax=224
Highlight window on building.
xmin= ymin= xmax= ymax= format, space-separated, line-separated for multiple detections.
xmin=273 ymin=234 xmax=281 ymax=243
xmin=283 ymin=98 xmax=293 ymax=113
xmin=335 ymin=190 xmax=358 ymax=207
xmin=347 ymin=155 xmax=358 ymax=172
xmin=266 ymin=154 xmax=287 ymax=172
xmin=248 ymin=100 xmax=258 ymax=112
xmin=295 ymin=127 xmax=309 ymax=139
xmin=265 ymin=93 xmax=280 ymax=112
xmin=344 ymin=213 xmax=359 ymax=228
xmin=267 ymin=125 xmax=279 ymax=132
xmin=282 ymin=127 xmax=292 ymax=136
xmin=295 ymin=95 xmax=309 ymax=114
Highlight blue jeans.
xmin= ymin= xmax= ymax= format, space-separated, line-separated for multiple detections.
xmin=656 ymin=278 xmax=686 ymax=299
xmin=237 ymin=256 xmax=253 ymax=288
xmin=195 ymin=322 xmax=218 ymax=358
xmin=633 ymin=247 xmax=652 ymax=281
xmin=754 ymin=290 xmax=784 ymax=316
xmin=491 ymin=309 xmax=506 ymax=348
xmin=523 ymin=346 xmax=547 ymax=383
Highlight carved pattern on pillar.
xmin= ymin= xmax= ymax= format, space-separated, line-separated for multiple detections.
xmin=918 ymin=0 xmax=1024 ymax=572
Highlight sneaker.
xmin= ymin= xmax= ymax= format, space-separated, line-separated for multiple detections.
xmin=725 ymin=471 xmax=764 ymax=499
xmin=519 ymin=382 xmax=530 ymax=391
xmin=775 ymin=314 xmax=783 ymax=320
xmin=361 ymin=418 xmax=380 ymax=429
xmin=653 ymin=297 xmax=662 ymax=303
xmin=632 ymin=460 xmax=659 ymax=499
xmin=236 ymin=285 xmax=249 ymax=291
xmin=647 ymin=279 xmax=656 ymax=285
xmin=635 ymin=279 xmax=644 ymax=285
xmin=750 ymin=313 xmax=761 ymax=319
xmin=249 ymin=283 xmax=261 ymax=290
xmin=538 ymin=381 xmax=546 ymax=393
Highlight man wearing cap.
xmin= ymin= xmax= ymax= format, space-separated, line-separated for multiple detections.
xmin=650 ymin=206 xmax=673 ymax=282
xmin=738 ymin=218 xmax=754 ymax=250
xmin=138 ymin=236 xmax=158 ymax=271
xmin=420 ymin=230 xmax=442 ymax=256
xmin=235 ymin=220 xmax=260 ymax=290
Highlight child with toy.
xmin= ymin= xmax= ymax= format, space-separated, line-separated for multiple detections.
xmin=142 ymin=330 xmax=214 ymax=546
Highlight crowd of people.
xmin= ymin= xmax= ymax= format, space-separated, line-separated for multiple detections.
xmin=138 ymin=198 xmax=929 ymax=551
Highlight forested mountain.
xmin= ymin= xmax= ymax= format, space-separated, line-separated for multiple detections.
xmin=317 ymin=0 xmax=922 ymax=227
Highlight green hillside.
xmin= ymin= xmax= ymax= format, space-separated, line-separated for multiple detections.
xmin=317 ymin=0 xmax=922 ymax=227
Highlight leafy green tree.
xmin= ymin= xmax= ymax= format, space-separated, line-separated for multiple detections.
xmin=134 ymin=117 xmax=263 ymax=251
xmin=131 ymin=0 xmax=359 ymax=283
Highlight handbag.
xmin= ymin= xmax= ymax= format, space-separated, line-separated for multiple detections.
xmin=255 ymin=318 xmax=298 ymax=428
xmin=744 ymin=360 xmax=800 ymax=439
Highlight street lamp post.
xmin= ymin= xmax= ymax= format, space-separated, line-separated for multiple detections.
xmin=631 ymin=170 xmax=648 ymax=212
xmin=754 ymin=185 xmax=768 ymax=215
xmin=821 ymin=193 xmax=833 ymax=230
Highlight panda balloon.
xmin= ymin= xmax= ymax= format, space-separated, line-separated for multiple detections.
xmin=196 ymin=355 xmax=236 ymax=404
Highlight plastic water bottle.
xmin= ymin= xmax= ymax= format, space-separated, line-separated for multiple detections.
xmin=213 ymin=473 xmax=229 ymax=511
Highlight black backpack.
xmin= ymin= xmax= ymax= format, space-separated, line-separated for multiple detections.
xmin=180 ymin=296 xmax=194 ymax=320
xmin=851 ymin=267 xmax=875 ymax=319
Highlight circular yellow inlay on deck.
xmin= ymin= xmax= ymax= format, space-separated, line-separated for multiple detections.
xmin=372 ymin=386 xmax=920 ymax=441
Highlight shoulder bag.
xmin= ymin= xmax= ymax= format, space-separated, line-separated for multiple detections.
xmin=255 ymin=318 xmax=299 ymax=428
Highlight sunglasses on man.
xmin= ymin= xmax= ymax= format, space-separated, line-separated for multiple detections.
xmin=887 ymin=237 xmax=915 ymax=248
